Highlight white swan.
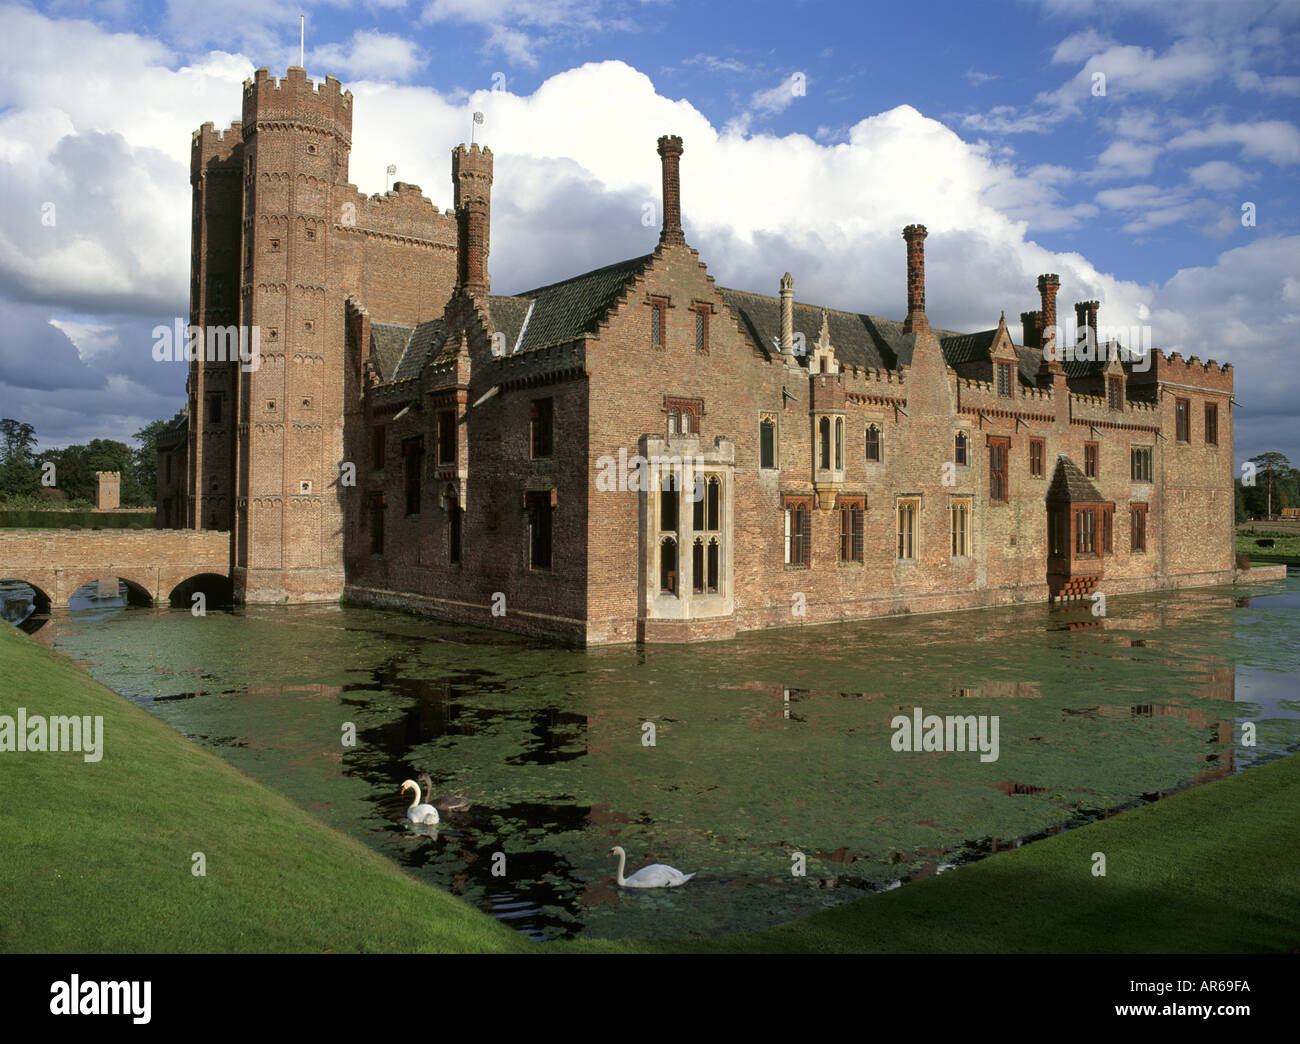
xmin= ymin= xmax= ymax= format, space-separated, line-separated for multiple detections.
xmin=609 ymin=845 xmax=695 ymax=888
xmin=400 ymin=779 xmax=440 ymax=824
xmin=419 ymin=772 xmax=471 ymax=813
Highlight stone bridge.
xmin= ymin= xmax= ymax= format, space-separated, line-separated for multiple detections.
xmin=0 ymin=529 xmax=230 ymax=610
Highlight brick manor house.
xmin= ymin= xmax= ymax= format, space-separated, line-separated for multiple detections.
xmin=158 ymin=66 xmax=1236 ymax=644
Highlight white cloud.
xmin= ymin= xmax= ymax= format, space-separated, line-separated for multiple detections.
xmin=311 ymin=30 xmax=426 ymax=83
xmin=1188 ymin=160 xmax=1253 ymax=189
xmin=0 ymin=10 xmax=1293 ymax=463
xmin=1089 ymin=139 xmax=1160 ymax=180
xmin=1167 ymin=120 xmax=1300 ymax=165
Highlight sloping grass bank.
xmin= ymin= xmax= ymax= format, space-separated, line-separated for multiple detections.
xmin=0 ymin=623 xmax=527 ymax=954
xmin=2 ymin=623 xmax=1297 ymax=953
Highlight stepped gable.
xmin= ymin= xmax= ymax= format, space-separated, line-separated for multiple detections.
xmin=1047 ymin=455 xmax=1105 ymax=503
xmin=505 ymin=254 xmax=654 ymax=354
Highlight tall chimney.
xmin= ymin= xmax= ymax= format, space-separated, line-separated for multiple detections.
xmin=1074 ymin=299 xmax=1099 ymax=346
xmin=779 ymin=272 xmax=794 ymax=354
xmin=1020 ymin=310 xmax=1042 ymax=349
xmin=453 ymin=143 xmax=493 ymax=295
xmin=1037 ymin=273 xmax=1061 ymax=371
xmin=901 ymin=224 xmax=928 ymax=334
xmin=657 ymin=134 xmax=685 ymax=246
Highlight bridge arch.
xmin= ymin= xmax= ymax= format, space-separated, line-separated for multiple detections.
xmin=67 ymin=575 xmax=155 ymax=608
xmin=0 ymin=577 xmax=52 ymax=618
xmin=167 ymin=573 xmax=234 ymax=609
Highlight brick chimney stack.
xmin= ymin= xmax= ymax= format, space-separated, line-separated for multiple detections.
xmin=901 ymin=224 xmax=928 ymax=334
xmin=1020 ymin=310 xmax=1042 ymax=349
xmin=1037 ymin=273 xmax=1061 ymax=372
xmin=1074 ymin=300 xmax=1099 ymax=344
xmin=657 ymin=134 xmax=685 ymax=246
xmin=779 ymin=272 xmax=794 ymax=354
xmin=453 ymin=143 xmax=493 ymax=295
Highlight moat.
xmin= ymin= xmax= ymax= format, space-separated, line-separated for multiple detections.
xmin=5 ymin=573 xmax=1298 ymax=941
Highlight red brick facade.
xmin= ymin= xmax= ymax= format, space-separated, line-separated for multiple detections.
xmin=170 ymin=67 xmax=1237 ymax=643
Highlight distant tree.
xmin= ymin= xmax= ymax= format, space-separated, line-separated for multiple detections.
xmin=132 ymin=419 xmax=171 ymax=506
xmin=1249 ymin=452 xmax=1292 ymax=518
xmin=38 ymin=444 xmax=94 ymax=503
xmin=0 ymin=418 xmax=40 ymax=499
xmin=1234 ymin=482 xmax=1246 ymax=524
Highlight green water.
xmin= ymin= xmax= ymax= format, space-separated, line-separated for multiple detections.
xmin=27 ymin=572 xmax=1300 ymax=941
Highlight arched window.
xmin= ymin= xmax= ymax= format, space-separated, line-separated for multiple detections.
xmin=707 ymin=538 xmax=720 ymax=593
xmin=692 ymin=539 xmax=704 ymax=593
xmin=955 ymin=432 xmax=968 ymax=466
xmin=667 ymin=410 xmax=678 ymax=435
xmin=660 ymin=473 xmax=678 ymax=531
xmin=819 ymin=416 xmax=831 ymax=470
xmin=681 ymin=410 xmax=691 ymax=434
xmin=706 ymin=476 xmax=720 ymax=531
xmin=660 ymin=538 xmax=678 ymax=594
xmin=866 ymin=424 xmax=881 ymax=463
xmin=835 ymin=417 xmax=844 ymax=470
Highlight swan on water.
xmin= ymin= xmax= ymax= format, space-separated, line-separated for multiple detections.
xmin=400 ymin=779 xmax=440 ymax=824
xmin=419 ymin=772 xmax=471 ymax=813
xmin=609 ymin=846 xmax=695 ymax=888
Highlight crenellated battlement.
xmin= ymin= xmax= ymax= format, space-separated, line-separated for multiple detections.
xmin=191 ymin=120 xmax=243 ymax=179
xmin=1129 ymin=347 xmax=1234 ymax=392
xmin=335 ymin=181 xmax=458 ymax=244
xmin=838 ymin=363 xmax=904 ymax=386
xmin=242 ymin=66 xmax=353 ymax=139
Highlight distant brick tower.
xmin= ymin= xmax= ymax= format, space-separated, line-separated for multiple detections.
xmin=95 ymin=471 xmax=120 ymax=510
xmin=233 ymin=68 xmax=354 ymax=602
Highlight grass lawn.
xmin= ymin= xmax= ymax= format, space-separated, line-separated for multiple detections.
xmin=2 ymin=623 xmax=1297 ymax=954
xmin=1237 ymin=525 xmax=1300 ymax=566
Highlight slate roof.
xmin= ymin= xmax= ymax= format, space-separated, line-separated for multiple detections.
xmin=366 ymin=253 xmax=1060 ymax=389
xmin=508 ymin=254 xmax=654 ymax=354
xmin=369 ymin=322 xmax=415 ymax=382
xmin=716 ymin=287 xmax=1034 ymax=383
xmin=1061 ymin=339 xmax=1130 ymax=380
xmin=1047 ymin=455 xmax=1107 ymax=503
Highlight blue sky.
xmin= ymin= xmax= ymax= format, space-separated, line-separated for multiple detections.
xmin=0 ymin=0 xmax=1296 ymax=465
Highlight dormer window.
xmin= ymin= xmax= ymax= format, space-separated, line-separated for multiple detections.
xmin=997 ymin=362 xmax=1014 ymax=397
xmin=1107 ymin=376 xmax=1124 ymax=411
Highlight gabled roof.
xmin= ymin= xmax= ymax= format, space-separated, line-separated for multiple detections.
xmin=718 ymin=288 xmax=941 ymax=370
xmin=1062 ymin=339 xmax=1132 ymax=380
xmin=366 ymin=255 xmax=654 ymax=387
xmin=369 ymin=322 xmax=413 ymax=381
xmin=1047 ymin=455 xmax=1106 ymax=503
xmin=392 ymin=318 xmax=446 ymax=380
xmin=717 ymin=287 xmax=1035 ymax=381
xmin=506 ymin=254 xmax=654 ymax=354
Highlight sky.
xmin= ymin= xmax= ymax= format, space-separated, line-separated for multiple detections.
xmin=0 ymin=0 xmax=1296 ymax=468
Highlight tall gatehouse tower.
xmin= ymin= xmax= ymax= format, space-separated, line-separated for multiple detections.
xmin=232 ymin=67 xmax=354 ymax=602
xmin=183 ymin=67 xmax=461 ymax=603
